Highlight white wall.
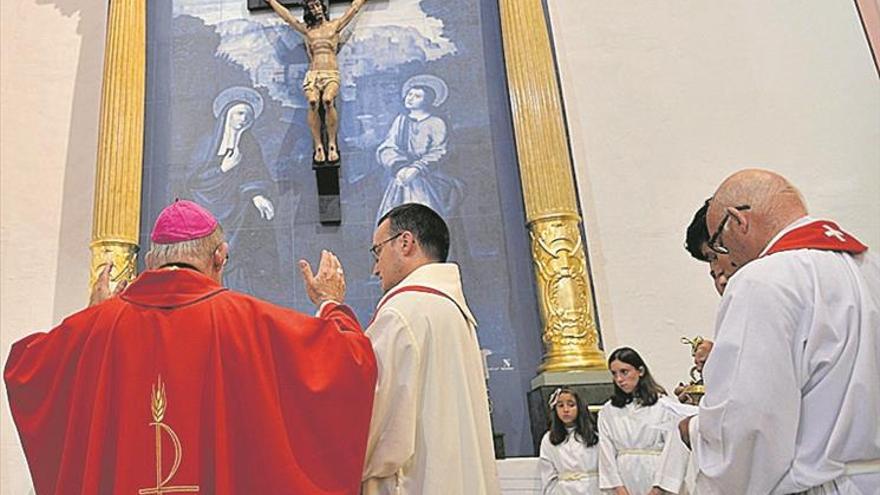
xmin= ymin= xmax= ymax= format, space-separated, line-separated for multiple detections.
xmin=1 ymin=0 xmax=878 ymax=488
xmin=548 ymin=0 xmax=880 ymax=391
xmin=0 ymin=0 xmax=106 ymax=492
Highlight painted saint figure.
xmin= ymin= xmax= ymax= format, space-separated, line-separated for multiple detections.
xmin=184 ymin=86 xmax=280 ymax=299
xmin=267 ymin=0 xmax=367 ymax=164
xmin=376 ymin=74 xmax=463 ymax=224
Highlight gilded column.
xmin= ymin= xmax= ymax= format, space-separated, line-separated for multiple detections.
xmin=90 ymin=0 xmax=146 ymax=290
xmin=499 ymin=0 xmax=605 ymax=371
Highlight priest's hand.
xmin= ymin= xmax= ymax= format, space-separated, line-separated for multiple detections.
xmin=673 ymin=382 xmax=686 ymax=396
xmin=88 ymin=262 xmax=128 ymax=307
xmin=298 ymin=250 xmax=346 ymax=305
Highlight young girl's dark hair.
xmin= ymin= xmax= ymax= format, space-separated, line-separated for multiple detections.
xmin=608 ymin=347 xmax=667 ymax=408
xmin=548 ymin=387 xmax=599 ymax=447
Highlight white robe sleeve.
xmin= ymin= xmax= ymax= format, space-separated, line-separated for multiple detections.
xmin=539 ymin=433 xmax=560 ymax=494
xmin=653 ymin=398 xmax=697 ymax=492
xmin=361 ymin=308 xmax=422 ymax=482
xmin=598 ymin=407 xmax=624 ymax=489
xmin=654 ymin=426 xmax=690 ymax=493
xmin=694 ymin=275 xmax=802 ymax=494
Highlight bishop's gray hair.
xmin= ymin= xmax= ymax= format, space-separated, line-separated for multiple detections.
xmin=146 ymin=226 xmax=225 ymax=269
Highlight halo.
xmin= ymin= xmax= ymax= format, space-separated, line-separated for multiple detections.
xmin=212 ymin=86 xmax=264 ymax=120
xmin=401 ymin=74 xmax=448 ymax=107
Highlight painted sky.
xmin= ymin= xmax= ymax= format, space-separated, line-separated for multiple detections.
xmin=174 ymin=0 xmax=457 ymax=106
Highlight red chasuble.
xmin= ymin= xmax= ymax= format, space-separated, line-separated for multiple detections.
xmin=5 ymin=269 xmax=377 ymax=495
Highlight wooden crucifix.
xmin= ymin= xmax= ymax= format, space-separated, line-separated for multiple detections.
xmin=247 ymin=0 xmax=346 ymax=12
xmin=250 ymin=0 xmax=367 ymax=224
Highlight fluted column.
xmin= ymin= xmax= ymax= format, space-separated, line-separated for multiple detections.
xmin=499 ymin=0 xmax=605 ymax=372
xmin=90 ymin=0 xmax=146 ymax=290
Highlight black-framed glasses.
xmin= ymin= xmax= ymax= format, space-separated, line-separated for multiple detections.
xmin=369 ymin=232 xmax=403 ymax=261
xmin=708 ymin=205 xmax=750 ymax=254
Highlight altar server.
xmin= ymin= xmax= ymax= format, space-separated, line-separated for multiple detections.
xmin=599 ymin=347 xmax=690 ymax=495
xmin=540 ymin=387 xmax=600 ymax=494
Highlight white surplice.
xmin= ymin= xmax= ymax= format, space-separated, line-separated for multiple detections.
xmin=539 ymin=429 xmax=600 ymax=495
xmin=656 ymin=427 xmax=697 ymax=495
xmin=655 ymin=400 xmax=699 ymax=495
xmin=690 ymin=217 xmax=880 ymax=494
xmin=361 ymin=263 xmax=500 ymax=495
xmin=598 ymin=396 xmax=689 ymax=494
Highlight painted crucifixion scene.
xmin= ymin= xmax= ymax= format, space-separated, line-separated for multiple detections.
xmin=140 ymin=0 xmax=542 ymax=456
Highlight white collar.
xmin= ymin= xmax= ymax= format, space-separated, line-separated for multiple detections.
xmin=377 ymin=262 xmax=477 ymax=327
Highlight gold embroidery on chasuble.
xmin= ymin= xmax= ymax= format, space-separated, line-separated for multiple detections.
xmin=139 ymin=376 xmax=200 ymax=494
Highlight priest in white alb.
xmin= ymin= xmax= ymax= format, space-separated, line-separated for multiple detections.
xmin=359 ymin=203 xmax=500 ymax=495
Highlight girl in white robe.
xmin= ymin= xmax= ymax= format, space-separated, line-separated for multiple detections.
xmin=598 ymin=347 xmax=687 ymax=495
xmin=540 ymin=387 xmax=600 ymax=495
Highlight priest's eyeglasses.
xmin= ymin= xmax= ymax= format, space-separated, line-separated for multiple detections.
xmin=370 ymin=232 xmax=403 ymax=261
xmin=708 ymin=205 xmax=750 ymax=255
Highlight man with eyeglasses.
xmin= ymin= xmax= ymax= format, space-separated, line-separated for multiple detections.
xmin=667 ymin=200 xmax=737 ymax=408
xmin=360 ymin=203 xmax=500 ymax=495
xmin=5 ymin=199 xmax=377 ymax=494
xmin=685 ymin=198 xmax=740 ymax=296
xmin=652 ymin=201 xmax=740 ymax=495
xmin=634 ymin=196 xmax=762 ymax=494
xmin=678 ymin=169 xmax=880 ymax=494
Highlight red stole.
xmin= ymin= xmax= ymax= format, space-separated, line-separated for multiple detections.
xmin=763 ymin=220 xmax=868 ymax=257
xmin=369 ymin=285 xmax=463 ymax=326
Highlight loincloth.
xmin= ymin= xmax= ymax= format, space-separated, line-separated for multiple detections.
xmin=302 ymin=70 xmax=341 ymax=93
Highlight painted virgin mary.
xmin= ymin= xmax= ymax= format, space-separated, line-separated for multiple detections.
xmin=184 ymin=86 xmax=280 ymax=297
xmin=375 ymin=74 xmax=463 ymax=223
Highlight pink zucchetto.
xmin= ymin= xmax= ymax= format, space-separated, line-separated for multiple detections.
xmin=150 ymin=200 xmax=219 ymax=244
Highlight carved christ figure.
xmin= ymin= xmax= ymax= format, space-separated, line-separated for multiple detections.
xmin=267 ymin=0 xmax=366 ymax=164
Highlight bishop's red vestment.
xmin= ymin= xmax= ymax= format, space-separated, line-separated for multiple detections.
xmin=5 ymin=269 xmax=377 ymax=494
